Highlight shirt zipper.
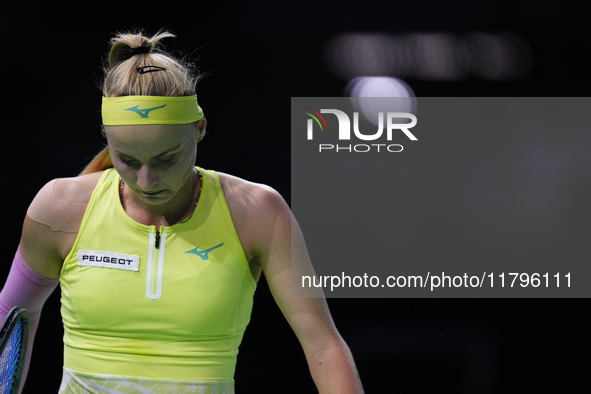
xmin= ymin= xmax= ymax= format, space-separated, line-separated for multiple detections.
xmin=146 ymin=229 xmax=167 ymax=300
xmin=155 ymin=228 xmax=161 ymax=249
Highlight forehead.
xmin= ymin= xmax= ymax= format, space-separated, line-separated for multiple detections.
xmin=104 ymin=124 xmax=195 ymax=157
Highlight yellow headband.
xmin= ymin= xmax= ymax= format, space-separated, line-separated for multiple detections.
xmin=101 ymin=95 xmax=204 ymax=125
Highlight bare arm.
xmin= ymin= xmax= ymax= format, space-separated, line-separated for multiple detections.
xmin=0 ymin=179 xmax=68 ymax=394
xmin=248 ymin=184 xmax=364 ymax=393
xmin=20 ymin=174 xmax=100 ymax=276
xmin=0 ymin=174 xmax=99 ymax=392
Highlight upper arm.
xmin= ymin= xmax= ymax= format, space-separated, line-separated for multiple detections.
xmin=20 ymin=182 xmax=68 ymax=279
xmin=19 ymin=173 xmax=100 ymax=278
xmin=249 ymin=185 xmax=344 ymax=354
xmin=20 ymin=217 xmax=65 ymax=279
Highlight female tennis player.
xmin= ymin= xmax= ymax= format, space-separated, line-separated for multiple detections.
xmin=0 ymin=30 xmax=363 ymax=393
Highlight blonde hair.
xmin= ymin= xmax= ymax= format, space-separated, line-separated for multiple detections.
xmin=80 ymin=30 xmax=201 ymax=175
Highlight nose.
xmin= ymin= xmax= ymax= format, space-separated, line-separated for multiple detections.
xmin=136 ymin=165 xmax=158 ymax=190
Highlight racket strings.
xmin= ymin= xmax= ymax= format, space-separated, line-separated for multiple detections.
xmin=0 ymin=320 xmax=23 ymax=393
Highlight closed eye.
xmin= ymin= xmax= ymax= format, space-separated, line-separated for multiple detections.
xmin=155 ymin=155 xmax=178 ymax=167
xmin=118 ymin=156 xmax=140 ymax=169
xmin=114 ymin=151 xmax=180 ymax=169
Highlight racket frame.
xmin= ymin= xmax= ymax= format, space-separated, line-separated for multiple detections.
xmin=0 ymin=307 xmax=30 ymax=394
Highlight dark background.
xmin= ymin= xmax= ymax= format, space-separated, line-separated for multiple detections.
xmin=2 ymin=1 xmax=590 ymax=392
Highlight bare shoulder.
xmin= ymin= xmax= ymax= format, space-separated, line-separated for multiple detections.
xmin=27 ymin=171 xmax=104 ymax=230
xmin=20 ymin=171 xmax=104 ymax=278
xmin=217 ymin=172 xmax=288 ymax=213
xmin=37 ymin=171 xmax=104 ymax=205
xmin=216 ymin=172 xmax=291 ymax=263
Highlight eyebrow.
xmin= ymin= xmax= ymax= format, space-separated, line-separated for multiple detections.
xmin=113 ymin=144 xmax=183 ymax=160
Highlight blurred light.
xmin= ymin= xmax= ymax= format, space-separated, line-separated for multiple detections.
xmin=465 ymin=32 xmax=533 ymax=80
xmin=325 ymin=33 xmax=396 ymax=79
xmin=408 ymin=33 xmax=468 ymax=80
xmin=344 ymin=76 xmax=416 ymax=126
xmin=325 ymin=32 xmax=533 ymax=81
xmin=345 ymin=76 xmax=415 ymax=98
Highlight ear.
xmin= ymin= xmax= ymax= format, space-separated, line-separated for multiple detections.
xmin=197 ymin=117 xmax=207 ymax=142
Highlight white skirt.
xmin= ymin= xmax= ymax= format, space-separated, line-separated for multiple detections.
xmin=58 ymin=368 xmax=235 ymax=394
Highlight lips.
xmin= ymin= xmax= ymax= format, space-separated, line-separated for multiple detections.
xmin=140 ymin=190 xmax=165 ymax=197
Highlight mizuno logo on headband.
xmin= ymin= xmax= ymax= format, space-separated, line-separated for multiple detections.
xmin=102 ymin=95 xmax=204 ymax=125
xmin=125 ymin=104 xmax=167 ymax=118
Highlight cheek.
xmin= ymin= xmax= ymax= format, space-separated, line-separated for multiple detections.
xmin=119 ymin=169 xmax=138 ymax=186
xmin=179 ymin=144 xmax=198 ymax=171
xmin=163 ymin=153 xmax=196 ymax=186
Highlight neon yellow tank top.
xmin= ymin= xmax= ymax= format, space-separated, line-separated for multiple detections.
xmin=59 ymin=168 xmax=256 ymax=381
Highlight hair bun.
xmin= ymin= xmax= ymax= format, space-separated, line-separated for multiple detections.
xmin=129 ymin=46 xmax=151 ymax=57
xmin=102 ymin=30 xmax=199 ymax=97
xmin=106 ymin=31 xmax=169 ymax=69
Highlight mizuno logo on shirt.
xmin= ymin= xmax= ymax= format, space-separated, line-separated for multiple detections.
xmin=185 ymin=243 xmax=224 ymax=260
xmin=125 ymin=104 xmax=167 ymax=118
xmin=78 ymin=250 xmax=140 ymax=271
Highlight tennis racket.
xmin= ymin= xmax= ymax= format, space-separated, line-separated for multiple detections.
xmin=0 ymin=307 xmax=29 ymax=394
